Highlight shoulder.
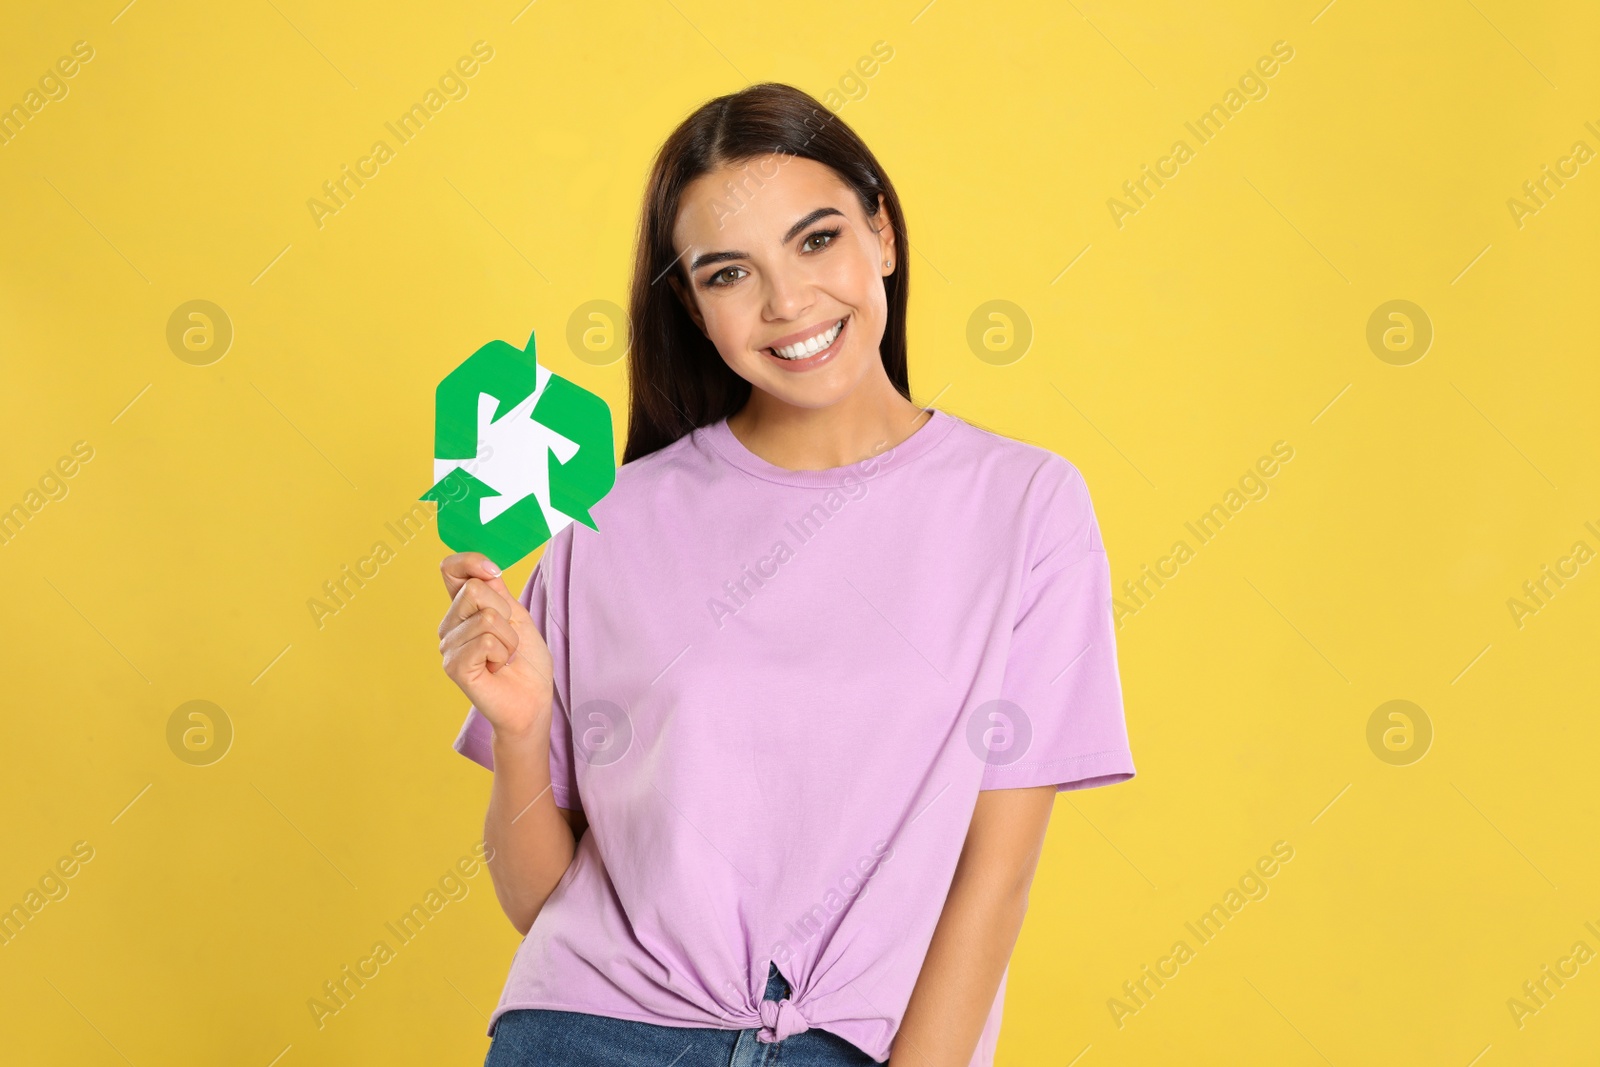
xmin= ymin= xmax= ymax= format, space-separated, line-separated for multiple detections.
xmin=940 ymin=412 xmax=1092 ymax=507
xmin=939 ymin=413 xmax=1103 ymax=562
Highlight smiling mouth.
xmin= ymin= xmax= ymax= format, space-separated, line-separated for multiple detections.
xmin=766 ymin=316 xmax=848 ymax=360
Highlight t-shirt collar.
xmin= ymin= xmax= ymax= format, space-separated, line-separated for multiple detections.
xmin=699 ymin=407 xmax=956 ymax=488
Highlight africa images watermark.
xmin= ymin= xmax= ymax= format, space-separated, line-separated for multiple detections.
xmin=0 ymin=840 xmax=97 ymax=948
xmin=306 ymin=445 xmax=492 ymax=630
xmin=1 ymin=439 xmax=95 ymax=548
xmin=305 ymin=500 xmax=440 ymax=630
xmin=1114 ymin=441 xmax=1295 ymax=627
xmin=770 ymin=839 xmax=895 ymax=968
xmin=305 ymin=840 xmax=494 ymax=1030
xmin=706 ymin=836 xmax=897 ymax=1024
xmin=1505 ymin=917 xmax=1600 ymax=1031
xmin=1504 ymin=518 xmax=1598 ymax=630
xmin=1108 ymin=839 xmax=1296 ymax=1028
xmin=706 ymin=437 xmax=900 ymax=629
xmin=1505 ymin=119 xmax=1600 ymax=230
xmin=1 ymin=39 xmax=95 ymax=148
xmin=1107 ymin=40 xmax=1296 ymax=229
xmin=305 ymin=41 xmax=496 ymax=230
xmin=697 ymin=47 xmax=894 ymax=237
xmin=818 ymin=40 xmax=894 ymax=114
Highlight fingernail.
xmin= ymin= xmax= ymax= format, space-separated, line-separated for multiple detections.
xmin=486 ymin=562 xmax=502 ymax=577
xmin=506 ymin=651 xmax=516 ymax=664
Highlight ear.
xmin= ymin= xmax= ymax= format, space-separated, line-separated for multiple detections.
xmin=871 ymin=194 xmax=896 ymax=275
xmin=667 ymin=272 xmax=709 ymax=337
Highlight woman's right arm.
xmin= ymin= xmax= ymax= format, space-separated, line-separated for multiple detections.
xmin=439 ymin=551 xmax=581 ymax=936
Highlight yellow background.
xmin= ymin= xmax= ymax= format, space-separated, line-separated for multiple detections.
xmin=2 ymin=0 xmax=1596 ymax=1063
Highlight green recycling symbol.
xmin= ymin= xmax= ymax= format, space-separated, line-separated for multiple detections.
xmin=420 ymin=329 xmax=615 ymax=569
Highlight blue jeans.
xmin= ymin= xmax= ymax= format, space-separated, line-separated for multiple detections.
xmin=483 ymin=963 xmax=885 ymax=1066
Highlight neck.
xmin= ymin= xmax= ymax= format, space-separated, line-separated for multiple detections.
xmin=727 ymin=383 xmax=930 ymax=472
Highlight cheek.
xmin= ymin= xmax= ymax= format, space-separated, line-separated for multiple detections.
xmin=840 ymin=249 xmax=887 ymax=310
xmin=702 ymin=303 xmax=763 ymax=363
xmin=845 ymin=261 xmax=888 ymax=325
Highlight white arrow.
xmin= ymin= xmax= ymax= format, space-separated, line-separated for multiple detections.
xmin=431 ymin=364 xmax=580 ymax=531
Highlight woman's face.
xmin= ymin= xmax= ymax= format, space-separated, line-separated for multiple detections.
xmin=669 ymin=154 xmax=896 ymax=411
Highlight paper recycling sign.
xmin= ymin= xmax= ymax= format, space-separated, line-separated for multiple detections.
xmin=421 ymin=330 xmax=615 ymax=569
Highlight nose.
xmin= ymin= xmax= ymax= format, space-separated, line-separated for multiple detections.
xmin=761 ymin=262 xmax=814 ymax=322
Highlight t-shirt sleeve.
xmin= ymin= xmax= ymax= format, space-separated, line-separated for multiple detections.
xmin=979 ymin=459 xmax=1136 ymax=793
xmin=450 ymin=538 xmax=582 ymax=812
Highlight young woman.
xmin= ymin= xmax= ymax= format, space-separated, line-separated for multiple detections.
xmin=437 ymin=82 xmax=1136 ymax=1067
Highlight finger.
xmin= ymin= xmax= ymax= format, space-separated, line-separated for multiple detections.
xmin=440 ymin=552 xmax=505 ymax=600
xmin=441 ymin=556 xmax=527 ymax=628
xmin=441 ymin=607 xmax=521 ymax=661
xmin=438 ymin=576 xmax=520 ymax=640
xmin=442 ymin=608 xmax=548 ymax=688
xmin=476 ymin=632 xmax=513 ymax=672
xmin=485 ymin=572 xmax=519 ymax=609
xmin=439 ymin=553 xmax=481 ymax=598
xmin=443 ymin=631 xmax=514 ymax=678
xmin=486 ymin=646 xmax=518 ymax=675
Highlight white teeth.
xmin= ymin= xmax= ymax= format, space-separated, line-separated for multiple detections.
xmin=771 ymin=318 xmax=844 ymax=360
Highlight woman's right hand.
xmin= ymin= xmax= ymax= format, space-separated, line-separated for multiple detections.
xmin=438 ymin=552 xmax=554 ymax=742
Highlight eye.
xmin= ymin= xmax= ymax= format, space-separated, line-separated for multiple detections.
xmin=701 ymin=227 xmax=842 ymax=289
xmin=706 ymin=266 xmax=747 ymax=289
xmin=803 ymin=227 xmax=841 ymax=252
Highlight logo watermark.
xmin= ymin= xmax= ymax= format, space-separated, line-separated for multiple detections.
xmin=166 ymin=700 xmax=234 ymax=766
xmin=965 ymin=699 xmax=1034 ymax=768
xmin=166 ymin=300 xmax=233 ymax=365
xmin=1365 ymin=299 xmax=1432 ymax=366
xmin=966 ymin=300 xmax=1032 ymax=366
xmin=1365 ymin=700 xmax=1432 ymax=766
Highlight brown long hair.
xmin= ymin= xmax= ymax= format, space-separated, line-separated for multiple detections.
xmin=620 ymin=82 xmax=911 ymax=465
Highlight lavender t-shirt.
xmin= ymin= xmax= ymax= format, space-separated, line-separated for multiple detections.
xmin=453 ymin=407 xmax=1136 ymax=1065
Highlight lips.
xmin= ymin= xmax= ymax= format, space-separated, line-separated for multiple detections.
xmin=766 ymin=316 xmax=847 ymax=360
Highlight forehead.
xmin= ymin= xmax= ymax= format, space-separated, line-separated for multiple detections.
xmin=673 ymin=154 xmax=853 ymax=252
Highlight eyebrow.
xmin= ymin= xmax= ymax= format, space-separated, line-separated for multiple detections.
xmin=688 ymin=207 xmax=846 ymax=274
